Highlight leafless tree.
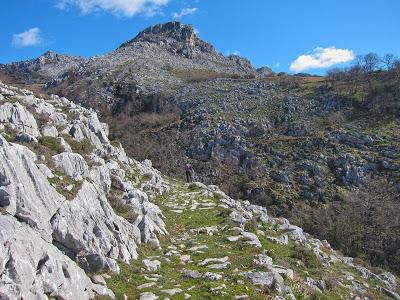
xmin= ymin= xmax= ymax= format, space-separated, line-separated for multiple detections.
xmin=363 ymin=52 xmax=380 ymax=73
xmin=381 ymin=53 xmax=396 ymax=70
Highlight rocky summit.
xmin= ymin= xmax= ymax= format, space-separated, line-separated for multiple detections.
xmin=0 ymin=81 xmax=399 ymax=299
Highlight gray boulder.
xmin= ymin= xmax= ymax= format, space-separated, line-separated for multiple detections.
xmin=0 ymin=102 xmax=40 ymax=137
xmin=51 ymin=181 xmax=140 ymax=273
xmin=53 ymin=152 xmax=89 ymax=178
xmin=0 ymin=135 xmax=64 ymax=241
xmin=0 ymin=215 xmax=114 ymax=300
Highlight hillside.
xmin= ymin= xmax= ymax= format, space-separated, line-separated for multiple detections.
xmin=0 ymin=21 xmax=399 ymax=276
xmin=0 ymin=81 xmax=399 ymax=299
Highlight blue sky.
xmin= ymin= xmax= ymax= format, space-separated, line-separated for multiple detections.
xmin=1 ymin=0 xmax=400 ymax=74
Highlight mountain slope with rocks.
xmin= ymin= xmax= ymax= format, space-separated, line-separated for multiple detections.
xmin=0 ymin=21 xmax=399 ymax=277
xmin=0 ymin=82 xmax=399 ymax=299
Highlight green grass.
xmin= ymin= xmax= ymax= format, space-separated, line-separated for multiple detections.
xmin=62 ymin=135 xmax=94 ymax=156
xmin=48 ymin=173 xmax=83 ymax=200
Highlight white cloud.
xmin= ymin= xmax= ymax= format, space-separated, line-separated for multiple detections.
xmin=57 ymin=0 xmax=170 ymax=17
xmin=12 ymin=27 xmax=42 ymax=47
xmin=172 ymin=7 xmax=198 ymax=19
xmin=226 ymin=50 xmax=240 ymax=56
xmin=290 ymin=46 xmax=355 ymax=72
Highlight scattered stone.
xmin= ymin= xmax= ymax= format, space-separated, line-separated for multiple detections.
xmin=138 ymin=282 xmax=156 ymax=290
xmin=91 ymin=275 xmax=106 ymax=286
xmin=203 ymin=272 xmax=223 ymax=281
xmin=241 ymin=231 xmax=262 ymax=247
xmin=180 ymin=255 xmax=191 ymax=263
xmin=182 ymin=269 xmax=202 ymax=279
xmin=207 ymin=262 xmax=231 ymax=269
xmin=227 ymin=236 xmax=242 ymax=242
xmin=243 ymin=271 xmax=276 ymax=288
xmin=253 ymin=252 xmax=273 ymax=268
xmin=198 ymin=256 xmax=229 ymax=266
xmin=161 ymin=288 xmax=183 ymax=296
xmin=211 ymin=284 xmax=227 ymax=291
xmin=271 ymin=265 xmax=294 ymax=280
xmin=188 ymin=245 xmax=208 ymax=252
xmin=140 ymin=292 xmax=159 ymax=300
xmin=191 ymin=226 xmax=218 ymax=235
xmin=267 ymin=235 xmax=289 ymax=245
xmin=143 ymin=259 xmax=161 ymax=272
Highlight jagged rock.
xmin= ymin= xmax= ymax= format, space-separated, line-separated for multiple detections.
xmin=0 ymin=135 xmax=64 ymax=241
xmin=0 ymin=102 xmax=39 ymax=136
xmin=51 ymin=181 xmax=140 ymax=273
xmin=41 ymin=124 xmax=58 ymax=137
xmin=124 ymin=187 xmax=167 ymax=247
xmin=380 ymin=287 xmax=400 ymax=300
xmin=58 ymin=136 xmax=72 ymax=152
xmin=0 ymin=215 xmax=113 ymax=299
xmin=0 ymin=189 xmax=10 ymax=207
xmin=53 ymin=152 xmax=89 ymax=178
xmin=37 ymin=163 xmax=54 ymax=178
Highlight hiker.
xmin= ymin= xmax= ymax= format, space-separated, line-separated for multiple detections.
xmin=185 ymin=161 xmax=194 ymax=183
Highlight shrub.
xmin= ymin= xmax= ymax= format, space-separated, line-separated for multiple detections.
xmin=292 ymin=245 xmax=323 ymax=269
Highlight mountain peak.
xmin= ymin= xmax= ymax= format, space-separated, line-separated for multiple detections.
xmin=118 ymin=21 xmax=215 ymax=57
xmin=134 ymin=21 xmax=196 ymax=43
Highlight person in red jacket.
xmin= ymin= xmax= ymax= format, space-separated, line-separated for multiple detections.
xmin=185 ymin=161 xmax=194 ymax=183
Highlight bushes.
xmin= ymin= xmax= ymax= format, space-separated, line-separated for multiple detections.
xmin=292 ymin=245 xmax=322 ymax=269
xmin=62 ymin=135 xmax=94 ymax=156
xmin=170 ymin=68 xmax=251 ymax=82
xmin=38 ymin=136 xmax=64 ymax=155
xmin=107 ymin=192 xmax=138 ymax=223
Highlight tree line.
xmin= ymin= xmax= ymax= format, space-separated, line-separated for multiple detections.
xmin=328 ymin=52 xmax=400 ymax=79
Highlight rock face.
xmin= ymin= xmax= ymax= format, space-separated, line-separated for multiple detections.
xmin=0 ymin=135 xmax=63 ymax=242
xmin=120 ymin=21 xmax=216 ymax=58
xmin=0 ymin=102 xmax=39 ymax=136
xmin=0 ymin=82 xmax=168 ymax=299
xmin=0 ymin=215 xmax=112 ymax=299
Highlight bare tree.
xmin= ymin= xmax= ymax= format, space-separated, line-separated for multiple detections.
xmin=363 ymin=52 xmax=380 ymax=73
xmin=381 ymin=53 xmax=396 ymax=70
xmin=393 ymin=59 xmax=400 ymax=80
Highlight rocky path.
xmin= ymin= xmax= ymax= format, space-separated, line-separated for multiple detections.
xmin=101 ymin=182 xmax=399 ymax=300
